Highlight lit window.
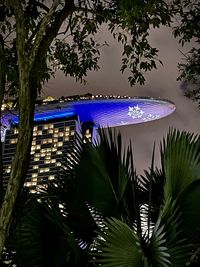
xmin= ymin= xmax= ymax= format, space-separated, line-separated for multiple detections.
xmin=56 ymin=151 xmax=62 ymax=155
xmin=39 ymin=168 xmax=49 ymax=173
xmin=33 ymin=166 xmax=38 ymax=170
xmin=10 ymin=139 xmax=17 ymax=144
xmin=30 ymin=189 xmax=36 ymax=193
xmin=57 ymin=142 xmax=63 ymax=147
xmin=45 ymin=159 xmax=51 ymax=164
xmin=59 ymin=203 xmax=64 ymax=209
xmin=34 ymin=158 xmax=39 ymax=161
xmin=64 ymin=137 xmax=69 ymax=141
xmin=48 ymin=175 xmax=55 ymax=180
xmin=32 ymin=141 xmax=36 ymax=146
xmin=6 ymin=168 xmax=11 ymax=173
xmin=49 ymin=124 xmax=54 ymax=129
xmin=52 ymin=148 xmax=57 ymax=152
xmin=56 ymin=162 xmax=61 ymax=167
xmin=51 ymin=159 xmax=56 ymax=163
xmin=37 ymin=131 xmax=42 ymax=135
xmin=41 ymin=153 xmax=45 ymax=157
xmin=42 ymin=139 xmax=47 ymax=144
xmin=65 ymin=132 xmax=69 ymax=136
xmin=33 ymin=126 xmax=37 ymax=132
xmin=44 ymin=125 xmax=48 ymax=130
xmin=86 ymin=133 xmax=91 ymax=138
xmin=49 ymin=129 xmax=53 ymax=134
xmin=70 ymin=131 xmax=75 ymax=136
xmin=14 ymin=129 xmax=18 ymax=134
xmin=36 ymin=145 xmax=40 ymax=150
xmin=32 ymin=178 xmax=37 ymax=182
xmin=58 ymin=132 xmax=64 ymax=137
xmin=24 ymin=182 xmax=32 ymax=187
xmin=54 ymin=134 xmax=58 ymax=138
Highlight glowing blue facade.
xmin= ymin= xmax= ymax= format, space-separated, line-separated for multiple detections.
xmin=4 ymin=97 xmax=175 ymax=129
xmin=2 ymin=97 xmax=175 ymax=192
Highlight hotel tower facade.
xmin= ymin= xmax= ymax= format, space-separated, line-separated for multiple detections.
xmin=1 ymin=95 xmax=176 ymax=192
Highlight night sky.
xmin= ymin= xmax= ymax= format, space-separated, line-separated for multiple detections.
xmin=44 ymin=25 xmax=200 ymax=174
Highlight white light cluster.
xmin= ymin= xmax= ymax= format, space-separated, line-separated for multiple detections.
xmin=143 ymin=114 xmax=160 ymax=121
xmin=127 ymin=106 xmax=160 ymax=122
xmin=128 ymin=105 xmax=144 ymax=119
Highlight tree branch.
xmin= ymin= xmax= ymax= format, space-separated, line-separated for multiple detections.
xmin=31 ymin=1 xmax=76 ymax=80
xmin=28 ymin=0 xmax=62 ymax=70
xmin=6 ymin=0 xmax=28 ymax=80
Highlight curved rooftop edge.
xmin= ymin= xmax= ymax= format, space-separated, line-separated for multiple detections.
xmin=2 ymin=97 xmax=176 ymax=129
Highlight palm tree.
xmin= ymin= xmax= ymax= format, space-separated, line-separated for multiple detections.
xmin=95 ymin=129 xmax=200 ymax=267
xmin=7 ymin=128 xmax=200 ymax=267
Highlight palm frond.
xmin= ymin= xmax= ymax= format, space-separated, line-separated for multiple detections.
xmin=158 ymin=197 xmax=193 ymax=266
xmin=94 ymin=218 xmax=143 ymax=267
xmin=70 ymin=128 xmax=141 ymax=227
xmin=161 ymin=128 xmax=200 ymax=201
xmin=146 ymin=220 xmax=170 ymax=267
xmin=176 ymin=179 xmax=200 ymax=243
xmin=94 ymin=216 xmax=191 ymax=267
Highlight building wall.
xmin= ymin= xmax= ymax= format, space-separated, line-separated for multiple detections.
xmin=3 ymin=117 xmax=78 ymax=193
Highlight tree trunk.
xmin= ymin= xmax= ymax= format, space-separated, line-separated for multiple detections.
xmin=0 ymin=35 xmax=5 ymax=205
xmin=0 ymin=0 xmax=72 ymax=257
xmin=0 ymin=78 xmax=36 ymax=256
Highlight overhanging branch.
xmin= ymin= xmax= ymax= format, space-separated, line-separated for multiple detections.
xmin=6 ymin=0 xmax=27 ymax=77
xmin=32 ymin=2 xmax=76 ymax=74
xmin=28 ymin=0 xmax=62 ymax=70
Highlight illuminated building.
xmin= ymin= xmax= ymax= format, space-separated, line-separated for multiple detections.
xmin=2 ymin=96 xmax=175 ymax=192
xmin=3 ymin=117 xmax=78 ymax=193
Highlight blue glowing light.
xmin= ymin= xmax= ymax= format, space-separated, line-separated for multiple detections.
xmin=12 ymin=111 xmax=75 ymax=124
xmin=72 ymin=99 xmax=175 ymax=127
xmin=3 ymin=98 xmax=176 ymax=128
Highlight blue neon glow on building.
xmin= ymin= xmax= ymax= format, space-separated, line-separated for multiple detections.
xmin=3 ymin=98 xmax=176 ymax=128
xmin=12 ymin=111 xmax=75 ymax=124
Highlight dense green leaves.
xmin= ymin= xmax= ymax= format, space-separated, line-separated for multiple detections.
xmin=171 ymin=0 xmax=200 ymax=107
xmin=4 ymin=128 xmax=200 ymax=266
xmin=1 ymin=0 xmax=174 ymax=97
xmin=95 ymin=128 xmax=200 ymax=267
xmin=1 ymin=0 xmax=199 ymax=95
xmin=69 ymin=129 xmax=140 ymax=226
xmin=13 ymin=202 xmax=86 ymax=267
